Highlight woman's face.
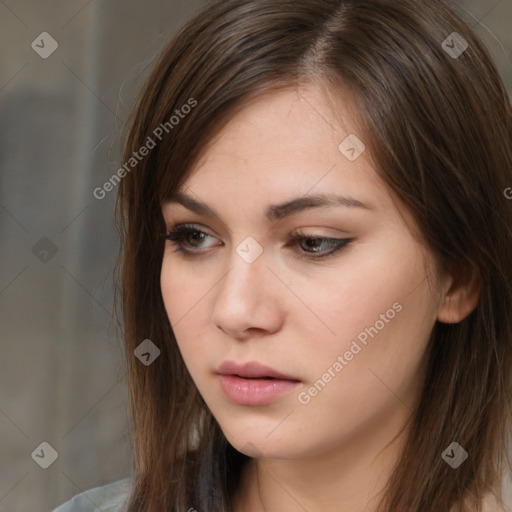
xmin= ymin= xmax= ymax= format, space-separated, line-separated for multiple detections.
xmin=160 ymin=83 xmax=449 ymax=460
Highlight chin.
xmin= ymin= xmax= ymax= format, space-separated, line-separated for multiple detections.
xmin=219 ymin=421 xmax=301 ymax=459
xmin=234 ymin=440 xmax=295 ymax=459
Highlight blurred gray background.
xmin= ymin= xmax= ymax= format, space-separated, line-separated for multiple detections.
xmin=0 ymin=1 xmax=510 ymax=511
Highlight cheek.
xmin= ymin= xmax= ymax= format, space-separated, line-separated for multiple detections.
xmin=160 ymin=259 xmax=181 ymax=325
xmin=299 ymin=239 xmax=437 ymax=393
xmin=160 ymin=259 xmax=195 ymax=347
xmin=160 ymin=258 xmax=213 ymax=362
xmin=298 ymin=241 xmax=431 ymax=346
xmin=160 ymin=256 xmax=207 ymax=325
xmin=284 ymin=282 xmax=435 ymax=457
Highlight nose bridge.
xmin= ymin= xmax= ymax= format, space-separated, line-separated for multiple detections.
xmin=221 ymin=241 xmax=266 ymax=301
xmin=212 ymin=237 xmax=282 ymax=335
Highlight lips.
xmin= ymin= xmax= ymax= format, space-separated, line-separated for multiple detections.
xmin=216 ymin=360 xmax=300 ymax=381
xmin=216 ymin=360 xmax=301 ymax=406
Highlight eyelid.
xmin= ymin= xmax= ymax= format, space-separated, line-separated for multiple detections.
xmin=164 ymin=219 xmax=349 ymax=239
xmin=165 ymin=223 xmax=222 ymax=247
xmin=164 ymin=222 xmax=349 ymax=243
xmin=164 ymin=218 xmax=223 ymax=239
xmin=163 ymin=223 xmax=353 ymax=259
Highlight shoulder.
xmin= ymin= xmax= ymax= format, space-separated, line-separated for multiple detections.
xmin=52 ymin=477 xmax=132 ymax=512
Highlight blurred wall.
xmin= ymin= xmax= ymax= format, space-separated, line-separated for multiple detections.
xmin=0 ymin=1 xmax=510 ymax=511
xmin=0 ymin=2 xmax=205 ymax=511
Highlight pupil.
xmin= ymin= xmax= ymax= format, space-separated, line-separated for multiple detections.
xmin=304 ymin=238 xmax=321 ymax=251
xmin=189 ymin=232 xmax=204 ymax=245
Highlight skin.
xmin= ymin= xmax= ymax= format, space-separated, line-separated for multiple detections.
xmin=160 ymin=81 xmax=480 ymax=512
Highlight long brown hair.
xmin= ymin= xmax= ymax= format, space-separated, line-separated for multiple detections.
xmin=115 ymin=0 xmax=512 ymax=510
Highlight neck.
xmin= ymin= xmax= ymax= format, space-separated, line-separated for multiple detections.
xmin=232 ymin=404 xmax=411 ymax=512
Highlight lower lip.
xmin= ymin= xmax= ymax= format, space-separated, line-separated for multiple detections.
xmin=218 ymin=375 xmax=300 ymax=406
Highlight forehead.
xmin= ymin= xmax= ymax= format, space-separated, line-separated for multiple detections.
xmin=205 ymin=85 xmax=352 ymax=159
xmin=188 ymin=86 xmax=361 ymax=176
xmin=165 ymin=83 xmax=402 ymax=225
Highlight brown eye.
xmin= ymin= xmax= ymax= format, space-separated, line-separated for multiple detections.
xmin=299 ymin=237 xmax=334 ymax=252
xmin=186 ymin=231 xmax=208 ymax=247
xmin=163 ymin=224 xmax=220 ymax=256
xmin=295 ymin=236 xmax=350 ymax=257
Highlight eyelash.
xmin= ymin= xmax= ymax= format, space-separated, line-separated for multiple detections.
xmin=161 ymin=224 xmax=353 ymax=260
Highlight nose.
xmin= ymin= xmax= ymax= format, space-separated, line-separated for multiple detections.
xmin=211 ymin=247 xmax=284 ymax=340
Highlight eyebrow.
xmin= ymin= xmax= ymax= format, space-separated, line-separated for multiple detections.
xmin=165 ymin=191 xmax=375 ymax=222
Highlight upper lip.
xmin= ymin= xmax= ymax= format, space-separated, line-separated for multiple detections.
xmin=217 ymin=360 xmax=300 ymax=381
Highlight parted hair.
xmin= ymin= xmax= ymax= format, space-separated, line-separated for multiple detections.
xmin=114 ymin=0 xmax=512 ymax=510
